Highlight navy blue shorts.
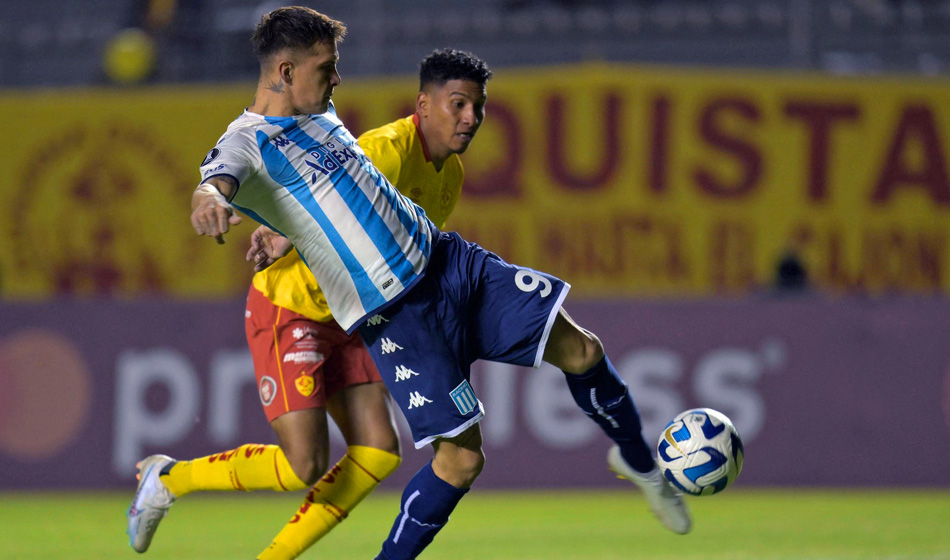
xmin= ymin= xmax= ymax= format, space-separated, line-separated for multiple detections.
xmin=358 ymin=231 xmax=570 ymax=448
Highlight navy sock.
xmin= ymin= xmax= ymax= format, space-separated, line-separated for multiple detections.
xmin=563 ymin=355 xmax=655 ymax=473
xmin=376 ymin=461 xmax=469 ymax=560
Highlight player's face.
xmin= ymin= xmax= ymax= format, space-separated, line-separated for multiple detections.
xmin=289 ymin=41 xmax=341 ymax=115
xmin=420 ymin=79 xmax=487 ymax=156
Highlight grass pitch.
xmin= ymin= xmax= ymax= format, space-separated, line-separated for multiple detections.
xmin=1 ymin=488 xmax=947 ymax=559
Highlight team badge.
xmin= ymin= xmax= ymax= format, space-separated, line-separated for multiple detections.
xmin=450 ymin=380 xmax=478 ymax=415
xmin=259 ymin=376 xmax=277 ymax=406
xmin=201 ymin=147 xmax=220 ymax=166
xmin=295 ymin=373 xmax=315 ymax=397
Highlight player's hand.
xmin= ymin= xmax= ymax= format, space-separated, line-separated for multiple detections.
xmin=191 ymin=184 xmax=242 ymax=244
xmin=246 ymin=225 xmax=294 ymax=271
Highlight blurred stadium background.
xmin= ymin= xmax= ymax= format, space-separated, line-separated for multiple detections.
xmin=1 ymin=0 xmax=949 ymax=557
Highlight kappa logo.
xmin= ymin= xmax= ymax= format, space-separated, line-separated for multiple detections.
xmin=272 ymin=136 xmax=292 ymax=148
xmin=394 ymin=365 xmax=419 ymax=382
xmin=366 ymin=314 xmax=389 ymax=327
xmin=380 ymin=338 xmax=403 ymax=354
xmin=407 ymin=391 xmax=433 ymax=409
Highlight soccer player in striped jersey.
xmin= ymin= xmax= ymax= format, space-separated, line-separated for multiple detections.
xmin=126 ymin=47 xmax=492 ymax=559
xmin=154 ymin=6 xmax=690 ymax=559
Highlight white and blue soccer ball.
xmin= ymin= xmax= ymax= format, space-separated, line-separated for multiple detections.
xmin=656 ymin=408 xmax=744 ymax=496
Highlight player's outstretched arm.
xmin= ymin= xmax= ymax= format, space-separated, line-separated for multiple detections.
xmin=246 ymin=225 xmax=294 ymax=271
xmin=191 ymin=177 xmax=241 ymax=244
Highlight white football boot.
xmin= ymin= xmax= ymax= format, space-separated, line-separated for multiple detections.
xmin=127 ymin=454 xmax=177 ymax=552
xmin=607 ymin=445 xmax=692 ymax=534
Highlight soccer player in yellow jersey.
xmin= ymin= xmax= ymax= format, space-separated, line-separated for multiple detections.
xmin=126 ymin=48 xmax=492 ymax=559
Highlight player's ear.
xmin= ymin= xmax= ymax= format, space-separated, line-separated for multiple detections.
xmin=279 ymin=60 xmax=294 ymax=85
xmin=416 ymin=90 xmax=429 ymax=118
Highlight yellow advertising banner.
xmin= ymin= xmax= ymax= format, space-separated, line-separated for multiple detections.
xmin=2 ymin=63 xmax=950 ymax=299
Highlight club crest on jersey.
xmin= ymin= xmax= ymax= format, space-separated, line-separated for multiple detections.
xmin=259 ymin=376 xmax=277 ymax=406
xmin=450 ymin=380 xmax=478 ymax=415
xmin=295 ymin=373 xmax=315 ymax=397
xmin=201 ymin=148 xmax=220 ymax=166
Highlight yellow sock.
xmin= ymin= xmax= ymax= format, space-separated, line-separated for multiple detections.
xmin=160 ymin=444 xmax=307 ymax=497
xmin=257 ymin=446 xmax=401 ymax=560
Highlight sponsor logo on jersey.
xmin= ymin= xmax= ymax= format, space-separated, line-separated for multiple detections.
xmin=292 ymin=327 xmax=317 ymax=340
xmin=380 ymin=338 xmax=403 ymax=354
xmin=450 ymin=380 xmax=478 ymax=415
xmin=259 ymin=376 xmax=277 ymax=406
xmin=394 ymin=365 xmax=419 ymax=382
xmin=201 ymin=147 xmax=220 ymax=166
xmin=304 ymin=141 xmax=359 ymax=182
xmin=283 ymin=351 xmax=324 ymax=364
xmin=295 ymin=373 xmax=315 ymax=397
xmin=407 ymin=391 xmax=433 ymax=409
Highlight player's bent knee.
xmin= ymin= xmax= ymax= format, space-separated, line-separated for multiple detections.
xmin=284 ymin=448 xmax=330 ymax=486
xmin=434 ymin=447 xmax=485 ymax=489
xmin=358 ymin=427 xmax=401 ymax=457
xmin=560 ymin=330 xmax=605 ymax=374
xmin=545 ymin=313 xmax=606 ymax=373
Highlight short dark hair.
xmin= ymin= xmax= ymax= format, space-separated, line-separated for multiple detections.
xmin=419 ymin=49 xmax=492 ymax=90
xmin=251 ymin=6 xmax=346 ymax=62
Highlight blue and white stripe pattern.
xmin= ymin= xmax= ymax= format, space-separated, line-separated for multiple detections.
xmin=200 ymin=104 xmax=433 ymax=332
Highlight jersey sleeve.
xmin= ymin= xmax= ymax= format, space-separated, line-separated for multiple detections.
xmin=198 ymin=130 xmax=258 ymax=199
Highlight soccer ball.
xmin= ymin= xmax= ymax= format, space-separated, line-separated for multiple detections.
xmin=656 ymin=408 xmax=744 ymax=496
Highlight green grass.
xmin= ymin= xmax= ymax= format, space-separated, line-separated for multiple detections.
xmin=0 ymin=489 xmax=948 ymax=559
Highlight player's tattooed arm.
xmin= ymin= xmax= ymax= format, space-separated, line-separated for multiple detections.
xmin=191 ymin=176 xmax=241 ymax=244
xmin=265 ymin=79 xmax=284 ymax=94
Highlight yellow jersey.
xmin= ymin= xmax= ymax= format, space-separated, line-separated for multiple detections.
xmin=251 ymin=114 xmax=463 ymax=322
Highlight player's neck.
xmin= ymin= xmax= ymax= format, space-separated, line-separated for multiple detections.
xmin=248 ymin=80 xmax=296 ymax=117
xmin=429 ymin=152 xmax=447 ymax=172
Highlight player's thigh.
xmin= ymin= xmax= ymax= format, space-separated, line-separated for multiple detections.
xmin=324 ymin=330 xmax=399 ymax=454
xmin=326 ymin=382 xmax=400 ymax=455
xmin=245 ymin=287 xmax=338 ymax=422
xmin=359 ymin=291 xmax=481 ymax=450
xmin=469 ymin=249 xmax=569 ymax=367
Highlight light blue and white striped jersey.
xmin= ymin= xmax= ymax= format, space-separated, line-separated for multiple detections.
xmin=198 ymin=103 xmax=434 ymax=333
